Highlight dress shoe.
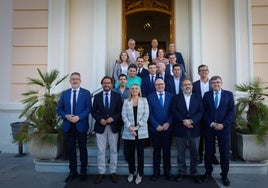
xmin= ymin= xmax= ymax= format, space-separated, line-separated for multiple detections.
xmin=192 ymin=175 xmax=202 ymax=184
xmin=202 ymin=173 xmax=212 ymax=183
xmin=135 ymin=173 xmax=142 ymax=184
xmin=80 ymin=173 xmax=87 ymax=181
xmin=176 ymin=174 xmax=184 ymax=182
xmin=65 ymin=172 xmax=78 ymax=183
xmin=94 ymin=174 xmax=104 ymax=184
xmin=151 ymin=173 xmax=158 ymax=181
xmin=128 ymin=174 xmax=134 ymax=182
xmin=212 ymin=155 xmax=220 ymax=165
xmin=110 ymin=173 xmax=119 ymax=183
xmin=164 ymin=173 xmax=172 ymax=181
xmin=222 ymin=176 xmax=230 ymax=186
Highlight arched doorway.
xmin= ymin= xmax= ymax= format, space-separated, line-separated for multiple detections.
xmin=122 ymin=0 xmax=174 ymax=54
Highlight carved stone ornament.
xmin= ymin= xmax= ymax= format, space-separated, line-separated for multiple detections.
xmin=125 ymin=0 xmax=171 ymax=14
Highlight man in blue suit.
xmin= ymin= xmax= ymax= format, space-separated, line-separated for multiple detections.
xmin=193 ymin=65 xmax=219 ymax=165
xmin=165 ymin=64 xmax=185 ymax=95
xmin=147 ymin=78 xmax=173 ymax=181
xmin=92 ymin=76 xmax=123 ymax=184
xmin=171 ymin=79 xmax=204 ymax=184
xmin=202 ymin=76 xmax=235 ymax=187
xmin=141 ymin=62 xmax=158 ymax=97
xmin=57 ymin=72 xmax=92 ymax=182
xmin=136 ymin=56 xmax=149 ymax=79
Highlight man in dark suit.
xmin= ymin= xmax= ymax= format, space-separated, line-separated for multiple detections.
xmin=202 ymin=76 xmax=235 ymax=187
xmin=141 ymin=62 xmax=158 ymax=97
xmin=136 ymin=56 xmax=149 ymax=78
xmin=192 ymin=65 xmax=219 ymax=165
xmin=57 ymin=72 xmax=92 ymax=182
xmin=147 ymin=38 xmax=158 ymax=63
xmin=165 ymin=43 xmax=186 ymax=73
xmin=171 ymin=79 xmax=204 ymax=184
xmin=92 ymin=76 xmax=123 ymax=184
xmin=165 ymin=64 xmax=185 ymax=95
xmin=147 ymin=78 xmax=173 ymax=181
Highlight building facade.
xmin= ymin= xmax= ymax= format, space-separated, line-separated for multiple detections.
xmin=0 ymin=0 xmax=267 ymax=153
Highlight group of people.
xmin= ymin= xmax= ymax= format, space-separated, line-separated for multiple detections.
xmin=57 ymin=38 xmax=235 ymax=187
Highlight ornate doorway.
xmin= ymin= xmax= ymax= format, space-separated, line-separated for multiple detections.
xmin=122 ymin=0 xmax=174 ymax=54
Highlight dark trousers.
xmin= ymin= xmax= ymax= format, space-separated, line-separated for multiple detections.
xmin=204 ymin=131 xmax=230 ymax=177
xmin=66 ymin=125 xmax=88 ymax=174
xmin=151 ymin=131 xmax=172 ymax=175
xmin=124 ymin=138 xmax=144 ymax=176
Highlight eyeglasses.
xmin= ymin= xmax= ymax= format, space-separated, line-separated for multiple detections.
xmin=200 ymin=69 xmax=209 ymax=72
xmin=211 ymin=81 xmax=222 ymax=84
xmin=155 ymin=83 xmax=165 ymax=86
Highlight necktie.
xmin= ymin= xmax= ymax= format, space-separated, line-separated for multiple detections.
xmin=138 ymin=68 xmax=141 ymax=74
xmin=72 ymin=90 xmax=77 ymax=115
xmin=159 ymin=93 xmax=164 ymax=107
xmin=105 ymin=92 xmax=109 ymax=109
xmin=151 ymin=75 xmax=154 ymax=85
xmin=214 ymin=92 xmax=219 ymax=109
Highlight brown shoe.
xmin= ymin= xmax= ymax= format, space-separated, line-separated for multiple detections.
xmin=110 ymin=173 xmax=119 ymax=183
xmin=94 ymin=174 xmax=104 ymax=184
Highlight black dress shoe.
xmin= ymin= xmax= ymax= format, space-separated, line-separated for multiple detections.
xmin=151 ymin=174 xmax=158 ymax=181
xmin=212 ymin=156 xmax=220 ymax=165
xmin=192 ymin=175 xmax=202 ymax=184
xmin=165 ymin=173 xmax=172 ymax=181
xmin=202 ymin=173 xmax=212 ymax=183
xmin=176 ymin=174 xmax=184 ymax=182
xmin=94 ymin=174 xmax=104 ymax=184
xmin=110 ymin=173 xmax=119 ymax=183
xmin=65 ymin=173 xmax=78 ymax=183
xmin=80 ymin=173 xmax=87 ymax=182
xmin=222 ymin=176 xmax=230 ymax=186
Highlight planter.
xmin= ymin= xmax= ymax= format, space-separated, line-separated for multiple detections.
xmin=30 ymin=134 xmax=62 ymax=160
xmin=236 ymin=132 xmax=268 ymax=162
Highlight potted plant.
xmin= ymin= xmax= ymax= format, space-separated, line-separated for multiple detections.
xmin=235 ymin=79 xmax=268 ymax=161
xmin=17 ymin=68 xmax=68 ymax=159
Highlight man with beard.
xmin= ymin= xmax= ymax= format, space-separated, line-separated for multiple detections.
xmin=171 ymin=79 xmax=204 ymax=184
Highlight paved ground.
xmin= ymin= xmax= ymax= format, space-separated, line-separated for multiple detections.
xmin=0 ymin=153 xmax=268 ymax=188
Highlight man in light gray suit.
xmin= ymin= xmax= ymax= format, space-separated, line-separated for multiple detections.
xmin=125 ymin=39 xmax=140 ymax=64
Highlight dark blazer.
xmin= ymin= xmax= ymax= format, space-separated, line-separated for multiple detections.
xmin=137 ymin=68 xmax=149 ymax=79
xmin=141 ymin=74 xmax=159 ymax=97
xmin=147 ymin=48 xmax=158 ymax=63
xmin=147 ymin=92 xmax=173 ymax=132
xmin=165 ymin=76 xmax=184 ymax=95
xmin=92 ymin=90 xmax=123 ymax=134
xmin=192 ymin=80 xmax=212 ymax=96
xmin=165 ymin=52 xmax=186 ymax=72
xmin=203 ymin=90 xmax=235 ymax=135
xmin=171 ymin=93 xmax=204 ymax=137
xmin=57 ymin=87 xmax=92 ymax=133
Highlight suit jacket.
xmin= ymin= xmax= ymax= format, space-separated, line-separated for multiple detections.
xmin=137 ymin=68 xmax=149 ymax=79
xmin=57 ymin=87 xmax=92 ymax=133
xmin=192 ymin=79 xmax=212 ymax=97
xmin=125 ymin=49 xmax=140 ymax=64
xmin=203 ymin=90 xmax=235 ymax=135
xmin=171 ymin=93 xmax=204 ymax=137
xmin=165 ymin=76 xmax=184 ymax=95
xmin=121 ymin=97 xmax=149 ymax=140
xmin=147 ymin=48 xmax=158 ymax=63
xmin=92 ymin=90 xmax=123 ymax=134
xmin=141 ymin=74 xmax=159 ymax=97
xmin=165 ymin=52 xmax=186 ymax=72
xmin=147 ymin=92 xmax=173 ymax=132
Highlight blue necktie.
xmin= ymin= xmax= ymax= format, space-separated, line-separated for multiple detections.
xmin=151 ymin=75 xmax=154 ymax=86
xmin=159 ymin=93 xmax=164 ymax=107
xmin=72 ymin=90 xmax=77 ymax=115
xmin=105 ymin=92 xmax=109 ymax=109
xmin=214 ymin=92 xmax=219 ymax=109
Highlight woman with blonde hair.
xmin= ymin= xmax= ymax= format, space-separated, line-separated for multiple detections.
xmin=121 ymin=84 xmax=149 ymax=184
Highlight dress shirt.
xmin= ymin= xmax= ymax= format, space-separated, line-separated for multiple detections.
xmin=151 ymin=49 xmax=157 ymax=60
xmin=200 ymin=80 xmax=209 ymax=98
xmin=174 ymin=77 xmax=181 ymax=94
xmin=183 ymin=94 xmax=191 ymax=111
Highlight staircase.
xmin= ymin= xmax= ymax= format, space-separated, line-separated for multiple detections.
xmin=34 ymin=133 xmax=268 ymax=175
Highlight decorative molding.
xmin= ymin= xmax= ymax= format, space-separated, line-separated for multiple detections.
xmin=125 ymin=0 xmax=171 ymax=15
